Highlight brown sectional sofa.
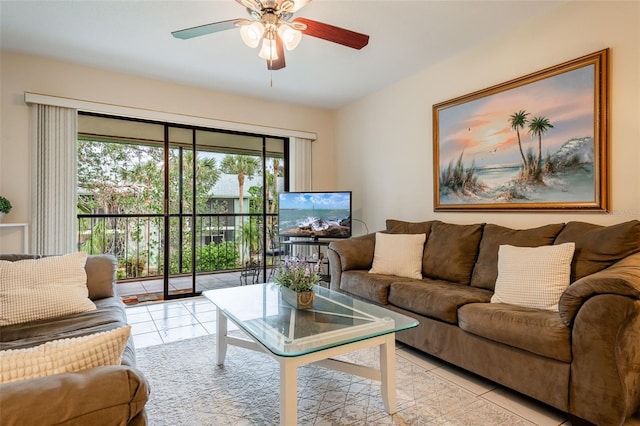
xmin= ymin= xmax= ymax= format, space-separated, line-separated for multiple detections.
xmin=0 ymin=254 xmax=149 ymax=426
xmin=327 ymin=219 xmax=640 ymax=426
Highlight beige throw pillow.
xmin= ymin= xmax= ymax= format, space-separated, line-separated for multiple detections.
xmin=0 ymin=326 xmax=131 ymax=384
xmin=369 ymin=232 xmax=426 ymax=279
xmin=0 ymin=252 xmax=96 ymax=326
xmin=491 ymin=243 xmax=576 ymax=312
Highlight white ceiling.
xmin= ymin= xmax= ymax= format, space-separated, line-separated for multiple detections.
xmin=0 ymin=0 xmax=566 ymax=109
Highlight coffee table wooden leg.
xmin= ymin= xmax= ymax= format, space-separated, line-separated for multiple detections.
xmin=279 ymin=359 xmax=298 ymax=426
xmin=216 ymin=308 xmax=228 ymax=365
xmin=380 ymin=333 xmax=397 ymax=414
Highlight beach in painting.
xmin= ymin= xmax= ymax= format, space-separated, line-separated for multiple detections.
xmin=440 ymin=161 xmax=595 ymax=204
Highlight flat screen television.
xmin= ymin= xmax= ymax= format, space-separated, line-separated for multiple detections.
xmin=278 ymin=191 xmax=352 ymax=240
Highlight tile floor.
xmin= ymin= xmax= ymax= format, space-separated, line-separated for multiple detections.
xmin=118 ymin=270 xmax=265 ymax=304
xmin=126 ymin=296 xmax=221 ymax=348
xmin=126 ymin=297 xmax=640 ymax=426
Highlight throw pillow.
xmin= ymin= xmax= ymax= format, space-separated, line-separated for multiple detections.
xmin=0 ymin=252 xmax=96 ymax=326
xmin=0 ymin=325 xmax=131 ymax=384
xmin=369 ymin=232 xmax=426 ymax=279
xmin=470 ymin=223 xmax=565 ymax=291
xmin=491 ymin=243 xmax=576 ymax=312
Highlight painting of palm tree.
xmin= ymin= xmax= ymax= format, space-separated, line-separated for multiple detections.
xmin=528 ymin=116 xmax=554 ymax=180
xmin=433 ymin=49 xmax=609 ymax=211
xmin=509 ymin=110 xmax=529 ymax=170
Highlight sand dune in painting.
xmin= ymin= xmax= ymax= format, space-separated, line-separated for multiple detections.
xmin=440 ymin=137 xmax=595 ymax=204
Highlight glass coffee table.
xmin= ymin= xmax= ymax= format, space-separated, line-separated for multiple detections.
xmin=203 ymin=284 xmax=418 ymax=426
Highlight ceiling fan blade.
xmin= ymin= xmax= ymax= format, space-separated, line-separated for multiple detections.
xmin=267 ymin=37 xmax=286 ymax=70
xmin=286 ymin=0 xmax=312 ymax=13
xmin=236 ymin=0 xmax=261 ymax=12
xmin=172 ymin=19 xmax=245 ymax=40
xmin=293 ymin=17 xmax=369 ymax=50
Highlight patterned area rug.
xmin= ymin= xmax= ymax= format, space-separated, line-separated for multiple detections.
xmin=136 ymin=334 xmax=535 ymax=425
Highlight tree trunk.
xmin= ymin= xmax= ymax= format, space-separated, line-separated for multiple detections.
xmin=517 ymin=129 xmax=527 ymax=168
xmin=238 ymin=172 xmax=245 ymax=214
xmin=537 ymin=135 xmax=542 ymax=175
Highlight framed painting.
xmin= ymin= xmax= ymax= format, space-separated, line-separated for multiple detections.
xmin=433 ymin=49 xmax=609 ymax=211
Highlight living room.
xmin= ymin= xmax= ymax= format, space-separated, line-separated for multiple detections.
xmin=1 ymin=1 xmax=639 ymax=425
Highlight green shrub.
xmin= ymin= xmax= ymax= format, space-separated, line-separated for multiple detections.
xmin=121 ymin=256 xmax=147 ymax=278
xmin=166 ymin=241 xmax=240 ymax=274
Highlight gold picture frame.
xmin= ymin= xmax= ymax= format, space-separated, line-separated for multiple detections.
xmin=433 ymin=49 xmax=609 ymax=212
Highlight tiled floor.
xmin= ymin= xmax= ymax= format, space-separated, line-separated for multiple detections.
xmin=126 ymin=296 xmax=221 ymax=347
xmin=126 ymin=297 xmax=640 ymax=426
xmin=117 ymin=269 xmax=265 ymax=304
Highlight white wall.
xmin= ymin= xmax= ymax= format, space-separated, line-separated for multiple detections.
xmin=336 ymin=0 xmax=640 ymax=234
xmin=0 ymin=52 xmax=336 ymax=252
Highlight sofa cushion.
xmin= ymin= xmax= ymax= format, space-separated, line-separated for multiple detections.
xmin=0 ymin=298 xmax=128 ymax=349
xmin=0 ymin=325 xmax=131 ymax=384
xmin=491 ymin=243 xmax=575 ymax=312
xmin=329 ymin=233 xmax=376 ymax=271
xmin=388 ymin=280 xmax=493 ymax=324
xmin=458 ymin=303 xmax=571 ymax=362
xmin=554 ymin=220 xmax=640 ymax=282
xmin=339 ymin=270 xmax=401 ymax=305
xmin=385 ymin=219 xmax=440 ymax=235
xmin=0 ymin=252 xmax=96 ymax=326
xmin=423 ymin=222 xmax=484 ymax=284
xmin=470 ymin=223 xmax=565 ymax=290
xmin=369 ymin=232 xmax=426 ymax=279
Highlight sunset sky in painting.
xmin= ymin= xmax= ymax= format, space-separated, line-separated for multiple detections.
xmin=437 ymin=65 xmax=595 ymax=168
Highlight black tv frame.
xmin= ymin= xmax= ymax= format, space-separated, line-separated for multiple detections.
xmin=277 ymin=191 xmax=352 ymax=241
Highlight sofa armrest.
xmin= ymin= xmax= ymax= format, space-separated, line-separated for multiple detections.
xmin=328 ymin=233 xmax=377 ymax=291
xmin=559 ymin=252 xmax=640 ymax=327
xmin=559 ymin=253 xmax=640 ymax=424
xmin=0 ymin=365 xmax=149 ymax=425
xmin=85 ymin=254 xmax=118 ymax=300
xmin=568 ymin=294 xmax=640 ymax=424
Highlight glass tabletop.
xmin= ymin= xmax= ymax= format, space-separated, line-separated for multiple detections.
xmin=204 ymin=284 xmax=418 ymax=357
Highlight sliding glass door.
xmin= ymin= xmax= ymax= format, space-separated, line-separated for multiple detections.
xmin=78 ymin=113 xmax=286 ymax=302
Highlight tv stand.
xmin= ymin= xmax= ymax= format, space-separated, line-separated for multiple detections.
xmin=279 ymin=238 xmax=331 ymax=284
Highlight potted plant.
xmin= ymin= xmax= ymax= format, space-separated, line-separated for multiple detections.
xmin=273 ymin=256 xmax=321 ymax=309
xmin=0 ymin=196 xmax=12 ymax=222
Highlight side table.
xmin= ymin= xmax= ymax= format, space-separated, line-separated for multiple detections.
xmin=0 ymin=223 xmax=29 ymax=253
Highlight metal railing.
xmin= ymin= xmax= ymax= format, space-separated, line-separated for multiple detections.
xmin=77 ymin=213 xmax=279 ymax=281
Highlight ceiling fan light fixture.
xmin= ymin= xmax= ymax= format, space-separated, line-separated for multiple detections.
xmin=277 ymin=24 xmax=302 ymax=50
xmin=258 ymin=37 xmax=279 ymax=60
xmin=172 ymin=0 xmax=370 ymax=71
xmin=240 ymin=21 xmax=264 ymax=48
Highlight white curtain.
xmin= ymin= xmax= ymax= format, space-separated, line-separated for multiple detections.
xmin=288 ymin=137 xmax=312 ymax=191
xmin=287 ymin=137 xmax=313 ymax=257
xmin=30 ymin=104 xmax=78 ymax=254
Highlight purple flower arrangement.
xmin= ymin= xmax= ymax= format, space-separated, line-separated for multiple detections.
xmin=273 ymin=256 xmax=321 ymax=292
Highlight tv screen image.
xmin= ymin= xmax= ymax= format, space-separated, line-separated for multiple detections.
xmin=278 ymin=191 xmax=352 ymax=239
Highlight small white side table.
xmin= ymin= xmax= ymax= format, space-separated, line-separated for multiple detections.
xmin=0 ymin=223 xmax=29 ymax=253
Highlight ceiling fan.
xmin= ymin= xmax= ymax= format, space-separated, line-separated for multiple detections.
xmin=172 ymin=0 xmax=370 ymax=70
